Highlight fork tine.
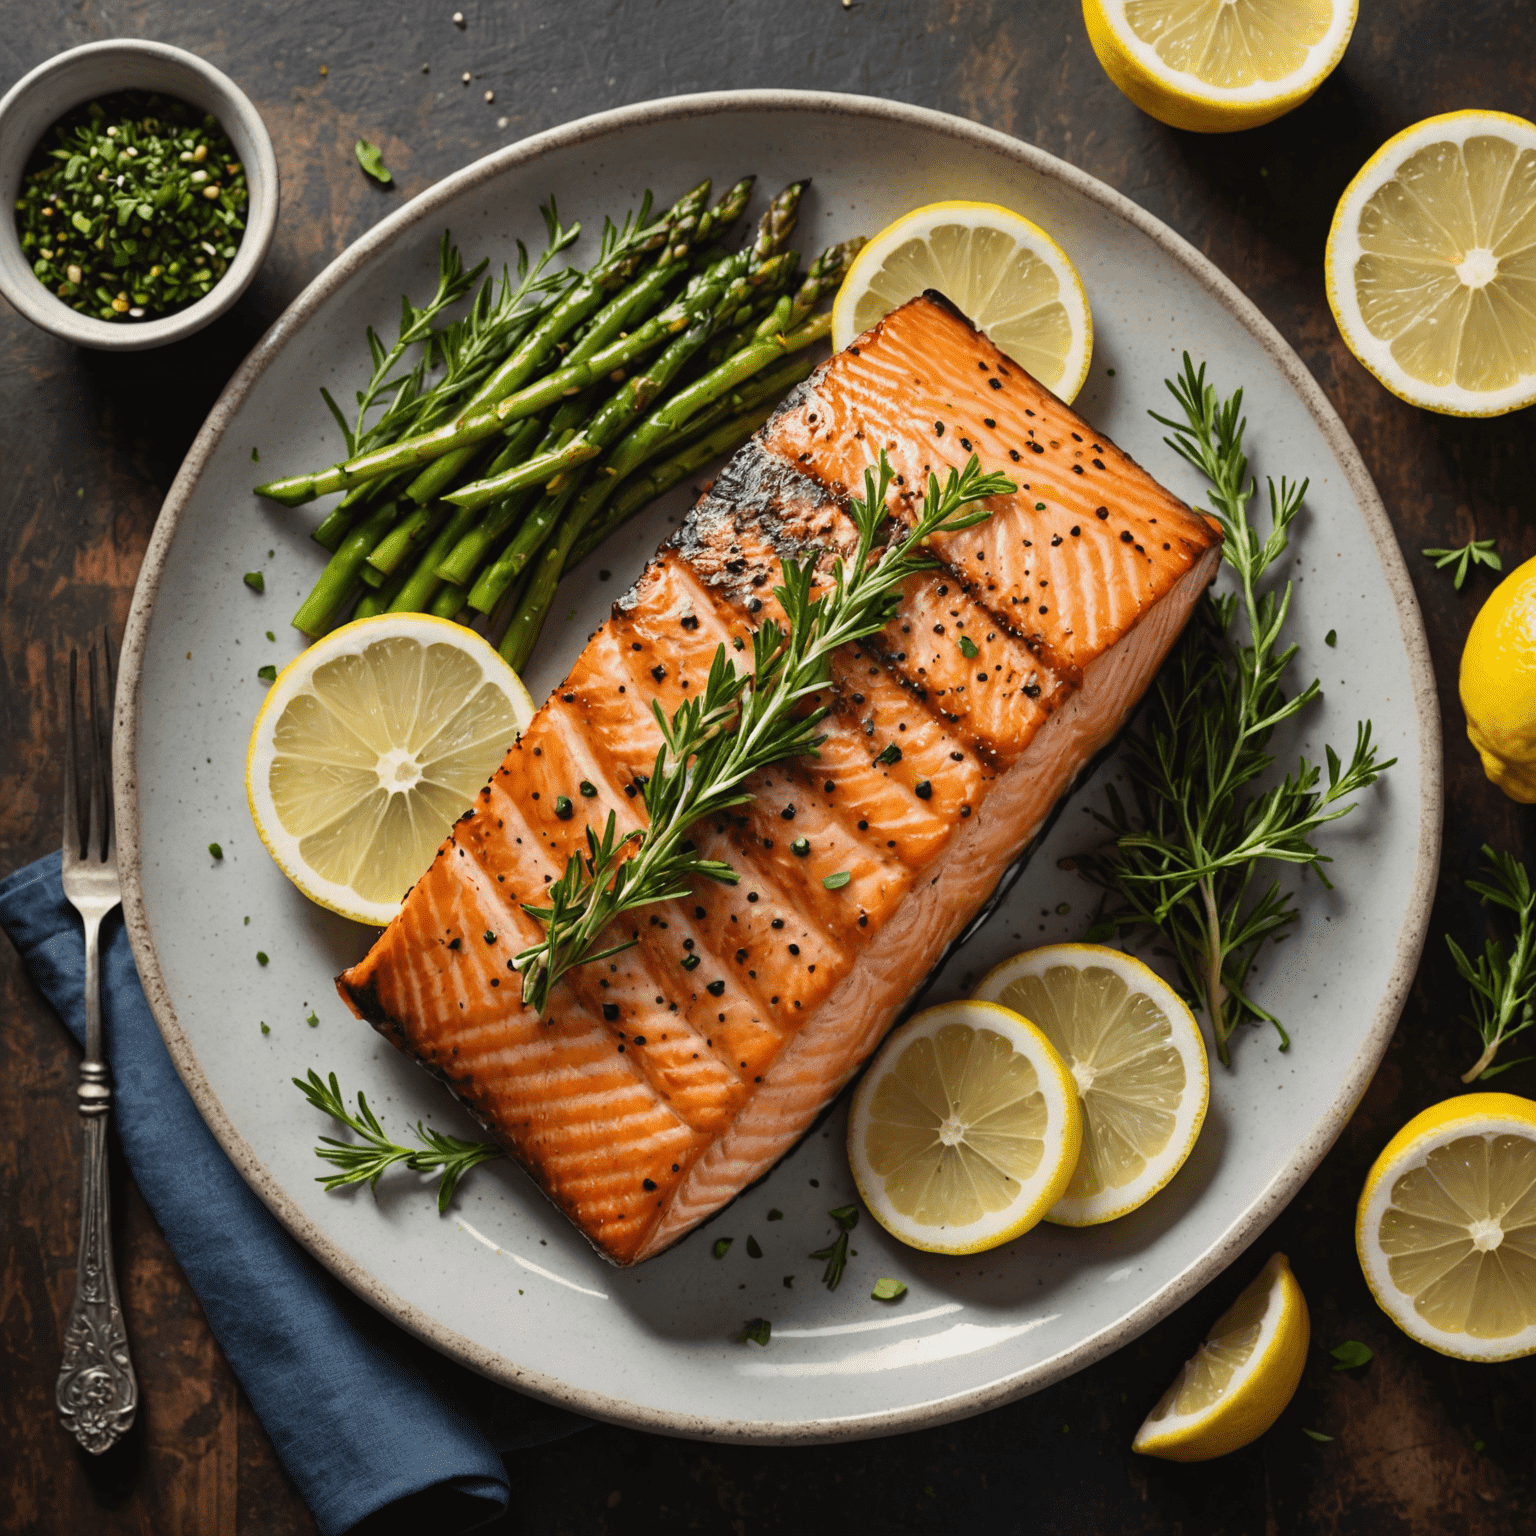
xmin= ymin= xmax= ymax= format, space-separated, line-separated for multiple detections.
xmin=99 ymin=629 xmax=117 ymax=862
xmin=86 ymin=646 xmax=104 ymax=863
xmin=63 ymin=649 xmax=80 ymax=861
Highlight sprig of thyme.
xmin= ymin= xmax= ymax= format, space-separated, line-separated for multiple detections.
xmin=513 ymin=450 xmax=1016 ymax=1013
xmin=1081 ymin=355 xmax=1394 ymax=1064
xmin=810 ymin=1205 xmax=860 ymax=1290
xmin=294 ymin=1069 xmax=502 ymax=1213
xmin=1422 ymin=538 xmax=1502 ymax=590
xmin=1446 ymin=846 xmax=1536 ymax=1082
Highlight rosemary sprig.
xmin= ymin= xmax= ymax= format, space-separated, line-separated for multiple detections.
xmin=1081 ymin=355 xmax=1394 ymax=1065
xmin=809 ymin=1204 xmax=860 ymax=1290
xmin=293 ymin=1069 xmax=502 ymax=1213
xmin=513 ymin=449 xmax=1016 ymax=1013
xmin=1422 ymin=537 xmax=1502 ymax=590
xmin=1446 ymin=846 xmax=1536 ymax=1082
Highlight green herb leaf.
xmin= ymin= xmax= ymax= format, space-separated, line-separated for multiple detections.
xmin=766 ymin=1208 xmax=783 ymax=1220
xmin=737 ymin=1317 xmax=771 ymax=1346
xmin=830 ymin=1204 xmax=859 ymax=1230
xmin=1325 ymin=629 xmax=1337 ymax=646
xmin=959 ymin=634 xmax=979 ymax=658
xmin=822 ymin=870 xmax=851 ymax=890
xmin=306 ymin=1010 xmax=320 ymax=1028
xmin=1446 ymin=845 xmax=1536 ymax=1081
xmin=243 ymin=571 xmax=265 ymax=593
xmin=712 ymin=1237 xmax=733 ymax=1259
xmin=260 ymin=1021 xmax=270 ymax=1035
xmin=876 ymin=742 xmax=902 ymax=766
xmin=257 ymin=664 xmax=277 ymax=682
xmin=1303 ymin=1428 xmax=1334 ymax=1443
xmin=208 ymin=842 xmax=223 ymax=859
xmin=1423 ymin=538 xmax=1501 ymax=590
xmin=1330 ymin=1339 xmax=1372 ymax=1371
xmin=871 ymin=1277 xmax=907 ymax=1300
xmin=746 ymin=1234 xmax=763 ymax=1258
xmin=256 ymin=951 xmax=269 ymax=965
xmin=354 ymin=138 xmax=394 ymax=186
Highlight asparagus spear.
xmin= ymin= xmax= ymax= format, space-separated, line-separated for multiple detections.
xmin=292 ymin=498 xmax=404 ymax=636
xmin=256 ymin=180 xmax=721 ymax=508
xmin=386 ymin=502 xmax=485 ymax=615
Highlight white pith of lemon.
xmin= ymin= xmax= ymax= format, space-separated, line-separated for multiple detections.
xmin=1133 ymin=1252 xmax=1310 ymax=1462
xmin=831 ymin=201 xmax=1093 ymax=403
xmin=1083 ymin=0 xmax=1357 ymax=134
xmin=246 ymin=613 xmax=535 ymax=926
xmin=847 ymin=1000 xmax=1083 ymax=1256
xmin=1326 ymin=111 xmax=1536 ymax=418
xmin=972 ymin=943 xmax=1208 ymax=1226
xmin=1356 ymin=1093 xmax=1536 ymax=1362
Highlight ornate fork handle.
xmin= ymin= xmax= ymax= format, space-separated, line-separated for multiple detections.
xmin=55 ymin=909 xmax=137 ymax=1454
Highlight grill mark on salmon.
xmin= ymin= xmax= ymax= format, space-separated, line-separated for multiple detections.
xmin=337 ymin=293 xmax=1221 ymax=1265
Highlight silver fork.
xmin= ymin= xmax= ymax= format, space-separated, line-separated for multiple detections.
xmin=55 ymin=637 xmax=138 ymax=1454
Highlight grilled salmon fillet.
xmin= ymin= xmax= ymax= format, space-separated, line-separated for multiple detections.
xmin=338 ymin=292 xmax=1222 ymax=1265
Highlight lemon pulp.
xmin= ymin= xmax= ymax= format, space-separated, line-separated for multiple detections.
xmin=1123 ymin=0 xmax=1333 ymax=88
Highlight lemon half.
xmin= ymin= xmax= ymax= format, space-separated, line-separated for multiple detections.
xmin=831 ymin=201 xmax=1093 ymax=402
xmin=973 ymin=944 xmax=1209 ymax=1226
xmin=1356 ymin=1093 xmax=1536 ymax=1362
xmin=1134 ymin=1253 xmax=1310 ymax=1461
xmin=246 ymin=613 xmax=535 ymax=926
xmin=1083 ymin=0 xmax=1356 ymax=134
xmin=1326 ymin=111 xmax=1536 ymax=417
xmin=847 ymin=1000 xmax=1083 ymax=1255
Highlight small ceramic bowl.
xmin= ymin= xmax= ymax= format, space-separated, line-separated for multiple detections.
xmin=0 ymin=39 xmax=278 ymax=351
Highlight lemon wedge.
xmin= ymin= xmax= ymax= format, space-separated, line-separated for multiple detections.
xmin=1356 ymin=1092 xmax=1536 ymax=1362
xmin=847 ymin=1000 xmax=1082 ymax=1255
xmin=1083 ymin=0 xmax=1356 ymax=134
xmin=1133 ymin=1253 xmax=1310 ymax=1461
xmin=1326 ymin=111 xmax=1536 ymax=417
xmin=973 ymin=943 xmax=1208 ymax=1226
xmin=246 ymin=613 xmax=535 ymax=926
xmin=831 ymin=201 xmax=1093 ymax=403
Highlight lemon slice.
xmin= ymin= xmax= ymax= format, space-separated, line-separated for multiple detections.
xmin=831 ymin=201 xmax=1093 ymax=403
xmin=1326 ymin=111 xmax=1536 ymax=417
xmin=1083 ymin=0 xmax=1357 ymax=134
xmin=246 ymin=613 xmax=535 ymax=926
xmin=847 ymin=1000 xmax=1083 ymax=1255
xmin=972 ymin=943 xmax=1208 ymax=1226
xmin=1133 ymin=1253 xmax=1310 ymax=1461
xmin=1356 ymin=1092 xmax=1536 ymax=1362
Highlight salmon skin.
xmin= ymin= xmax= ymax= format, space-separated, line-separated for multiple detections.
xmin=338 ymin=292 xmax=1222 ymax=1265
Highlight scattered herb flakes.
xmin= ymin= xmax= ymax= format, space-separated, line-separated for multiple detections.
xmin=822 ymin=870 xmax=851 ymax=890
xmin=255 ymin=951 xmax=269 ymax=965
xmin=252 ymin=447 xmax=259 ymax=462
xmin=746 ymin=1235 xmax=763 ymax=1258
xmin=811 ymin=1204 xmax=860 ymax=1290
xmin=1056 ymin=902 xmax=1070 ymax=915
xmin=737 ymin=1317 xmax=771 ymax=1346
xmin=767 ymin=1208 xmax=783 ymax=1221
xmin=1423 ymin=537 xmax=1501 ymax=590
xmin=1330 ymin=1339 xmax=1373 ymax=1371
xmin=243 ymin=571 xmax=265 ymax=593
xmin=871 ymin=1277 xmax=907 ymax=1301
xmin=959 ymin=634 xmax=979 ymax=658
xmin=875 ymin=743 xmax=902 ymax=766
xmin=243 ymin=915 xmax=250 ymax=925
xmin=265 ymin=630 xmax=275 ymax=641
xmin=306 ymin=1010 xmax=320 ymax=1028
xmin=1325 ymin=629 xmax=1337 ymax=647
xmin=782 ymin=1275 xmax=794 ymax=1288
xmin=257 ymin=664 xmax=277 ymax=682
xmin=208 ymin=841 xmax=223 ymax=859
xmin=260 ymin=1021 xmax=270 ymax=1035
xmin=355 ymin=138 xmax=393 ymax=185
xmin=1302 ymin=1428 xmax=1334 ymax=1443
xmin=712 ymin=1237 xmax=733 ymax=1259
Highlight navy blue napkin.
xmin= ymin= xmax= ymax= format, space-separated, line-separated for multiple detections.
xmin=0 ymin=852 xmax=586 ymax=1535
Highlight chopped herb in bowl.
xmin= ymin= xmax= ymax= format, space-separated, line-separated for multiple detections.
xmin=15 ymin=90 xmax=248 ymax=321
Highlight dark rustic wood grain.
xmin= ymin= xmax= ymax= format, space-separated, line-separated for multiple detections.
xmin=2 ymin=3 xmax=1532 ymax=1532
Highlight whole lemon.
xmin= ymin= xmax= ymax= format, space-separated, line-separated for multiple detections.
xmin=1461 ymin=555 xmax=1536 ymax=802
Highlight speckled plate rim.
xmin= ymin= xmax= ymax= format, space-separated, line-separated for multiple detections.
xmin=115 ymin=88 xmax=1442 ymax=1444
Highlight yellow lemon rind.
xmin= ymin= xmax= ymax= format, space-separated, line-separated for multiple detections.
xmin=831 ymin=199 xmax=1093 ymax=404
xmin=847 ymin=999 xmax=1083 ymax=1257
xmin=1325 ymin=110 xmax=1536 ymax=419
xmin=1355 ymin=1092 xmax=1536 ymax=1363
xmin=1459 ymin=554 xmax=1536 ymax=804
xmin=245 ymin=613 xmax=534 ymax=928
xmin=1082 ymin=0 xmax=1357 ymax=135
xmin=1133 ymin=1253 xmax=1310 ymax=1461
xmin=973 ymin=942 xmax=1209 ymax=1227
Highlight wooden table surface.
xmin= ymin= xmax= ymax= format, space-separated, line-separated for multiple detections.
xmin=3 ymin=3 xmax=1533 ymax=1532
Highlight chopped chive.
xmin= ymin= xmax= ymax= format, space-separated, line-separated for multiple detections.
xmin=823 ymin=870 xmax=851 ymax=890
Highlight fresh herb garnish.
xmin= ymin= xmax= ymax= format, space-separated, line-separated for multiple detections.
xmin=256 ymin=951 xmax=269 ymax=965
xmin=306 ymin=1010 xmax=320 ymax=1028
xmin=293 ymin=1069 xmax=502 ymax=1213
xmin=959 ymin=634 xmax=979 ymax=658
xmin=737 ymin=1317 xmax=771 ymax=1346
xmin=1081 ymin=357 xmax=1393 ymax=1063
xmin=1422 ymin=537 xmax=1501 ymax=590
xmin=243 ymin=571 xmax=265 ymax=593
xmin=746 ymin=1235 xmax=763 ymax=1258
xmin=712 ymin=1237 xmax=732 ymax=1259
xmin=513 ymin=452 xmax=1015 ymax=1013
xmin=1445 ymin=845 xmax=1536 ymax=1082
xmin=1303 ymin=1428 xmax=1335 ymax=1443
xmin=257 ymin=664 xmax=277 ymax=682
xmin=208 ymin=842 xmax=223 ymax=859
xmin=1330 ymin=1339 xmax=1372 ymax=1371
xmin=871 ymin=1277 xmax=907 ymax=1300
xmin=1325 ymin=629 xmax=1336 ymax=647
xmin=822 ymin=870 xmax=851 ymax=890
xmin=354 ymin=137 xmax=393 ymax=186
xmin=810 ymin=1203 xmax=860 ymax=1290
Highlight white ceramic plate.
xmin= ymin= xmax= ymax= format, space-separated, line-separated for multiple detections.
xmin=117 ymin=91 xmax=1440 ymax=1442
